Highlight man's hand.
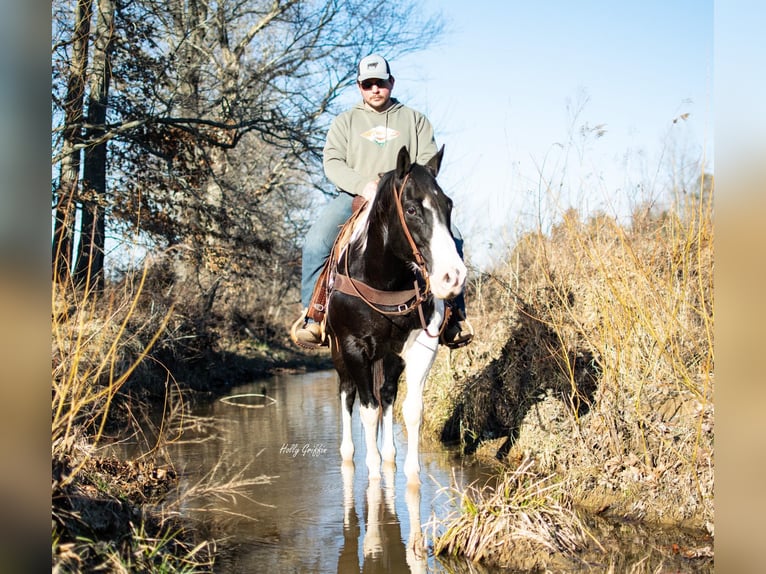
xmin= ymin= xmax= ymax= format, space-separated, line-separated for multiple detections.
xmin=359 ymin=180 xmax=378 ymax=202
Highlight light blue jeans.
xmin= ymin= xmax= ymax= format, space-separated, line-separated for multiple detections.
xmin=301 ymin=192 xmax=465 ymax=313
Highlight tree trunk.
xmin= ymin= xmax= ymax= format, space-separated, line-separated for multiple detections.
xmin=52 ymin=0 xmax=92 ymax=282
xmin=74 ymin=0 xmax=114 ymax=289
xmin=171 ymin=0 xmax=210 ymax=285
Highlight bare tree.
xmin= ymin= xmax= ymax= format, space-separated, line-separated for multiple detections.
xmin=52 ymin=0 xmax=444 ymax=334
xmin=73 ymin=0 xmax=115 ymax=289
xmin=52 ymin=0 xmax=92 ymax=282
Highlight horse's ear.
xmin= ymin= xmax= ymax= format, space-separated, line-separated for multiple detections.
xmin=396 ymin=146 xmax=411 ymax=179
xmin=425 ymin=145 xmax=445 ymax=177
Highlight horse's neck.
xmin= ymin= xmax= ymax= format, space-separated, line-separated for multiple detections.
xmin=351 ymin=212 xmax=413 ymax=290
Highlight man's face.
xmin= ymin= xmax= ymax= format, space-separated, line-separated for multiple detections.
xmin=358 ymin=77 xmax=394 ymax=111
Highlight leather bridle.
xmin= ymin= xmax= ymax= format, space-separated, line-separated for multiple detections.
xmin=337 ymin=172 xmax=450 ymax=337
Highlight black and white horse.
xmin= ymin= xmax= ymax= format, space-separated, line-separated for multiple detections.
xmin=326 ymin=145 xmax=466 ymax=484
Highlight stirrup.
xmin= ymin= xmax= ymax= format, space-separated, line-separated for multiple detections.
xmin=440 ymin=311 xmax=474 ymax=349
xmin=290 ymin=309 xmax=328 ymax=350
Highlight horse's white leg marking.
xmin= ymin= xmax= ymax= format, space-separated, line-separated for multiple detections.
xmin=401 ymin=299 xmax=444 ymax=484
xmin=341 ymin=460 xmax=355 ymax=528
xmin=339 ymin=391 xmax=354 ymax=461
xmin=360 ymin=404 xmax=381 ymax=479
xmin=380 ymin=404 xmax=396 ymax=463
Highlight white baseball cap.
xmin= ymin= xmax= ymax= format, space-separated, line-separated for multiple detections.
xmin=357 ymin=54 xmax=391 ymax=82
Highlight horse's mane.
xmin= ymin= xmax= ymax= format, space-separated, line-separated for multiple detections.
xmin=348 ymin=168 xmax=401 ymax=252
xmin=370 ymin=169 xmax=399 ymax=215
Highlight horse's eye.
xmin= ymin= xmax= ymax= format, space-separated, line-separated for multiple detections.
xmin=406 ymin=206 xmax=417 ymax=216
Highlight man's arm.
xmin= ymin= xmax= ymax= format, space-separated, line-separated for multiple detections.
xmin=414 ymin=112 xmax=439 ymax=165
xmin=323 ymin=115 xmax=369 ymax=196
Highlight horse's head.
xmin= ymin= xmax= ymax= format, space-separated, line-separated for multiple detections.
xmin=387 ymin=145 xmax=466 ymax=300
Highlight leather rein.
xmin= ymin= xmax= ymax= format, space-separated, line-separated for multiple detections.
xmin=335 ymin=172 xmax=449 ymax=338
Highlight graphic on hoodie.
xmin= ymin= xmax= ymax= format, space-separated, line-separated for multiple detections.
xmin=360 ymin=125 xmax=400 ymax=146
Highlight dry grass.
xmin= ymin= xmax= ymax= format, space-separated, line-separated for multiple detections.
xmin=169 ymin=454 xmax=276 ymax=520
xmin=424 ymin=173 xmax=713 ymax=564
xmin=432 ymin=457 xmax=602 ymax=568
xmin=51 ymin=263 xmax=218 ymax=572
xmin=52 ymin=263 xmax=176 ymax=483
xmin=50 ymin=253 xmax=292 ymax=571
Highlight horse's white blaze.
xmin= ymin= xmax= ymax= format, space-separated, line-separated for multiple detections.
xmin=339 ymin=391 xmax=355 ymax=461
xmin=423 ymin=198 xmax=466 ymax=300
xmin=360 ymin=404 xmax=381 ymax=478
xmin=399 ymin=299 xmax=444 ymax=484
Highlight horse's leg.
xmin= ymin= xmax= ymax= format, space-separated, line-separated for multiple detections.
xmin=380 ymin=355 xmax=405 ymax=464
xmin=401 ymin=301 xmax=445 ymax=484
xmin=401 ymin=343 xmax=437 ymax=483
xmin=341 ymin=341 xmax=381 ymax=479
xmin=339 ymin=382 xmax=356 ymax=462
xmin=359 ymin=402 xmax=381 ymax=479
xmin=363 ymin=479 xmax=383 ymax=557
xmin=380 ymin=405 xmax=395 ymax=464
xmin=382 ymin=459 xmax=396 ymax=514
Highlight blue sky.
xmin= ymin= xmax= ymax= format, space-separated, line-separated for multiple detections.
xmin=366 ymin=1 xmax=714 ymax=269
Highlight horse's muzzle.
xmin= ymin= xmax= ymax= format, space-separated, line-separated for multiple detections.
xmin=430 ymin=259 xmax=466 ymax=300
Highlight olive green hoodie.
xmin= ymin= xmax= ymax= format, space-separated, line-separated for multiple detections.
xmin=322 ymin=98 xmax=438 ymax=196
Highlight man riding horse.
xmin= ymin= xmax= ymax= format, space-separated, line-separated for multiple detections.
xmin=326 ymin=144 xmax=465 ymax=483
xmin=292 ymin=54 xmax=472 ymax=349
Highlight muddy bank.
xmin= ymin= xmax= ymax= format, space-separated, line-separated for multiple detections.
xmin=51 ymin=326 xmax=329 ymax=573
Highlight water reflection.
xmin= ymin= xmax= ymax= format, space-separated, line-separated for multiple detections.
xmin=337 ymin=461 xmax=428 ymax=573
xmin=162 ymin=370 xmax=488 ymax=573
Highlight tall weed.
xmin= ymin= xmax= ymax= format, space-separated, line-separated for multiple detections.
xmin=52 ymin=264 xmax=173 ymax=483
xmin=428 ymin=173 xmax=713 ymax=528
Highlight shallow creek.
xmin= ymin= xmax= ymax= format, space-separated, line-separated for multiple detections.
xmin=121 ymin=369 xmax=712 ymax=573
xmin=160 ymin=370 xmax=493 ymax=573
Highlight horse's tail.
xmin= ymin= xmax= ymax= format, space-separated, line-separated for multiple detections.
xmin=372 ymin=358 xmax=384 ymax=430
